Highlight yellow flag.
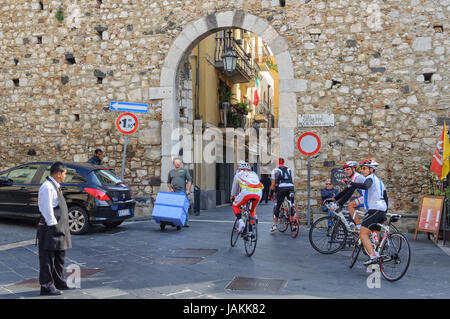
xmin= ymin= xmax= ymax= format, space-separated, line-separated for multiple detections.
xmin=443 ymin=122 xmax=450 ymax=180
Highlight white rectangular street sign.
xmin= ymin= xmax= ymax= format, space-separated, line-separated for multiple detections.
xmin=110 ymin=101 xmax=149 ymax=113
xmin=298 ymin=113 xmax=335 ymax=127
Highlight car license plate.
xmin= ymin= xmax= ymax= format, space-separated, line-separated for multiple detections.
xmin=118 ymin=209 xmax=130 ymax=216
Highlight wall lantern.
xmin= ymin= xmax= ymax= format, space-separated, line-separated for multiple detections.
xmin=222 ymin=30 xmax=237 ymax=74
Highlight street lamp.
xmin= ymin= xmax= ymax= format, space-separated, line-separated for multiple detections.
xmin=222 ymin=30 xmax=237 ymax=74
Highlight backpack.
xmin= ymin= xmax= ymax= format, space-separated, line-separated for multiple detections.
xmin=276 ymin=166 xmax=293 ymax=185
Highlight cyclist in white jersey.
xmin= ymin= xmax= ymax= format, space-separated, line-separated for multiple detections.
xmin=350 ymin=159 xmax=388 ymax=266
xmin=230 ymin=161 xmax=264 ymax=232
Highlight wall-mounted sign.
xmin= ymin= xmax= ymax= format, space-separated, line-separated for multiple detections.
xmin=298 ymin=113 xmax=335 ymax=127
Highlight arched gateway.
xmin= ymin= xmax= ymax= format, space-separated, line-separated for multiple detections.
xmin=157 ymin=11 xmax=303 ymax=191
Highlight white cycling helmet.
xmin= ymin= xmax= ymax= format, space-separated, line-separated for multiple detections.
xmin=238 ymin=160 xmax=251 ymax=170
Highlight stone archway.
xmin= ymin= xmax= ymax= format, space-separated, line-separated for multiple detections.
xmin=157 ymin=11 xmax=303 ymax=187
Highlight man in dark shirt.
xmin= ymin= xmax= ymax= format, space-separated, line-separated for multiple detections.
xmin=87 ymin=149 xmax=103 ymax=165
xmin=260 ymin=174 xmax=272 ymax=204
xmin=167 ymin=158 xmax=192 ymax=227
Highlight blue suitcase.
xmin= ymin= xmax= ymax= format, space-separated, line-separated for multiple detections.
xmin=152 ymin=191 xmax=189 ymax=230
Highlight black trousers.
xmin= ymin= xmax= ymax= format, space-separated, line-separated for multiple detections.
xmin=274 ymin=187 xmax=294 ymax=218
xmin=262 ymin=187 xmax=270 ymax=203
xmin=38 ymin=244 xmax=67 ymax=290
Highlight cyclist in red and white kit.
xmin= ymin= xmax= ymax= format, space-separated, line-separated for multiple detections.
xmin=230 ymin=161 xmax=264 ymax=232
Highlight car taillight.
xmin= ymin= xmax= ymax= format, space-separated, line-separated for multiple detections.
xmin=84 ymin=187 xmax=111 ymax=201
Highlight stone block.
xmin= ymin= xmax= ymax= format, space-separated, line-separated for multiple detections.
xmin=268 ymin=35 xmax=289 ymax=56
xmin=160 ymin=67 xmax=176 ymax=87
xmin=193 ymin=17 xmax=208 ymax=36
xmin=251 ymin=17 xmax=270 ymax=36
xmin=172 ymin=32 xmax=191 ymax=56
xmin=413 ymin=37 xmax=432 ymax=51
xmin=163 ymin=45 xmax=183 ymax=74
xmin=216 ymin=11 xmax=234 ymax=28
xmin=279 ymin=79 xmax=307 ymax=93
xmin=162 ymin=98 xmax=177 ymax=122
xmin=260 ymin=25 xmax=278 ymax=44
xmin=275 ymin=51 xmax=294 ymax=80
xmin=149 ymin=87 xmax=173 ymax=100
xmin=241 ymin=13 xmax=258 ymax=32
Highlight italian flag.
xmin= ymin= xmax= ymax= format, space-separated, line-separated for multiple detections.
xmin=252 ymin=75 xmax=260 ymax=107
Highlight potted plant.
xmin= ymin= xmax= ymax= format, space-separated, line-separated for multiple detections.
xmin=219 ymin=89 xmax=236 ymax=109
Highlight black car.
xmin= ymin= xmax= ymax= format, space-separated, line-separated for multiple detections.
xmin=0 ymin=162 xmax=135 ymax=235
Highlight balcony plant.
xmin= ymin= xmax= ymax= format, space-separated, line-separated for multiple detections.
xmin=234 ymin=102 xmax=249 ymax=115
xmin=218 ymin=89 xmax=236 ymax=108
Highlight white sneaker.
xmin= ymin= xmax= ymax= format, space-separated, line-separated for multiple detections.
xmin=363 ymin=252 xmax=380 ymax=266
xmin=270 ymin=224 xmax=277 ymax=232
xmin=238 ymin=219 xmax=245 ymax=233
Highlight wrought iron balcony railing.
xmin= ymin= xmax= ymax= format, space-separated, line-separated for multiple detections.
xmin=215 ymin=34 xmax=258 ymax=83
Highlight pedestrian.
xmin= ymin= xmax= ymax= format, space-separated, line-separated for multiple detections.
xmin=36 ymin=162 xmax=73 ymax=296
xmin=87 ymin=148 xmax=103 ymax=165
xmin=260 ymin=174 xmax=271 ymax=204
xmin=167 ymin=158 xmax=192 ymax=227
xmin=320 ymin=179 xmax=339 ymax=213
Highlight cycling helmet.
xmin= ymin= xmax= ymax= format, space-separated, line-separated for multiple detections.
xmin=342 ymin=161 xmax=358 ymax=169
xmin=359 ymin=159 xmax=379 ymax=170
xmin=238 ymin=160 xmax=251 ymax=170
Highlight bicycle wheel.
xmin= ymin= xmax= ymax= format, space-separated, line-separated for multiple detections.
xmin=379 ymin=233 xmax=411 ymax=281
xmin=290 ymin=206 xmax=300 ymax=239
xmin=230 ymin=218 xmax=240 ymax=247
xmin=309 ymin=216 xmax=347 ymax=254
xmin=276 ymin=204 xmax=289 ymax=232
xmin=244 ymin=217 xmax=258 ymax=257
xmin=349 ymin=240 xmax=361 ymax=268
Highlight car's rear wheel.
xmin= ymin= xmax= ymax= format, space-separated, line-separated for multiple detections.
xmin=68 ymin=206 xmax=90 ymax=235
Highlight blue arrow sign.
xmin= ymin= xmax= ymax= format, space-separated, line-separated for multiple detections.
xmin=110 ymin=101 xmax=148 ymax=113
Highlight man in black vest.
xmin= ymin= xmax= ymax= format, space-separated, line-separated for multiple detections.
xmin=270 ymin=158 xmax=295 ymax=232
xmin=37 ymin=162 xmax=73 ymax=296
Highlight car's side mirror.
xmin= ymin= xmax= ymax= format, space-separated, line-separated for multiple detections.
xmin=0 ymin=176 xmax=12 ymax=186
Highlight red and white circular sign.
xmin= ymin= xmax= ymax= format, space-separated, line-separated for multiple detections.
xmin=297 ymin=132 xmax=321 ymax=156
xmin=116 ymin=112 xmax=138 ymax=135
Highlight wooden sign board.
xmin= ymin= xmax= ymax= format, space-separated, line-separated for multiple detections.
xmin=414 ymin=196 xmax=445 ymax=244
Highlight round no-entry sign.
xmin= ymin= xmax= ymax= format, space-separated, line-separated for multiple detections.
xmin=297 ymin=132 xmax=321 ymax=156
xmin=116 ymin=112 xmax=138 ymax=135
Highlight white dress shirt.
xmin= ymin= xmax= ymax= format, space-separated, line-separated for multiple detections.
xmin=38 ymin=176 xmax=60 ymax=226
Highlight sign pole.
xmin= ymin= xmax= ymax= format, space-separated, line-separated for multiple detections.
xmin=121 ymin=135 xmax=128 ymax=181
xmin=297 ymin=132 xmax=321 ymax=228
xmin=307 ymin=156 xmax=311 ymax=227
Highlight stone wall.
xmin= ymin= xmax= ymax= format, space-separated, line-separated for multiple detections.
xmin=0 ymin=0 xmax=448 ymax=212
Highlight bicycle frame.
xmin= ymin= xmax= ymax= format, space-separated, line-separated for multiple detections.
xmin=325 ymin=202 xmax=365 ymax=233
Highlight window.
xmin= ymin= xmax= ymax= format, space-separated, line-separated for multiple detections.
xmin=90 ymin=169 xmax=121 ymax=186
xmin=6 ymin=165 xmax=40 ymax=184
xmin=39 ymin=166 xmax=87 ymax=184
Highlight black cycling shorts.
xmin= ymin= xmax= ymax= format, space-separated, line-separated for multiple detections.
xmin=361 ymin=210 xmax=386 ymax=231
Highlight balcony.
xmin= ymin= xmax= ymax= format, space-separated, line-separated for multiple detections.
xmin=215 ymin=34 xmax=258 ymax=83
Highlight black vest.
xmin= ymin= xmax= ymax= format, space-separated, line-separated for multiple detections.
xmin=276 ymin=166 xmax=293 ymax=185
xmin=37 ymin=177 xmax=72 ymax=251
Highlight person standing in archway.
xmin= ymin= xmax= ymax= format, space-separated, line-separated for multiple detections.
xmin=167 ymin=158 xmax=192 ymax=227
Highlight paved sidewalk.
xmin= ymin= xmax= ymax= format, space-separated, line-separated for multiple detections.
xmin=0 ymin=203 xmax=449 ymax=299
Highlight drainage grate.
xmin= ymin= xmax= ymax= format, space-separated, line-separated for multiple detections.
xmin=171 ymin=248 xmax=218 ymax=256
xmin=225 ymin=276 xmax=287 ymax=292
xmin=152 ymin=257 xmax=204 ymax=265
xmin=13 ymin=268 xmax=102 ymax=288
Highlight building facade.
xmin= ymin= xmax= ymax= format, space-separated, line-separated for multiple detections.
xmin=0 ymin=0 xmax=448 ymax=213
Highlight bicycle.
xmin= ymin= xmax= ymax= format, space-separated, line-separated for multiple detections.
xmin=309 ymin=201 xmax=399 ymax=254
xmin=275 ymin=191 xmax=300 ymax=238
xmin=230 ymin=200 xmax=258 ymax=257
xmin=349 ymin=213 xmax=410 ymax=282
